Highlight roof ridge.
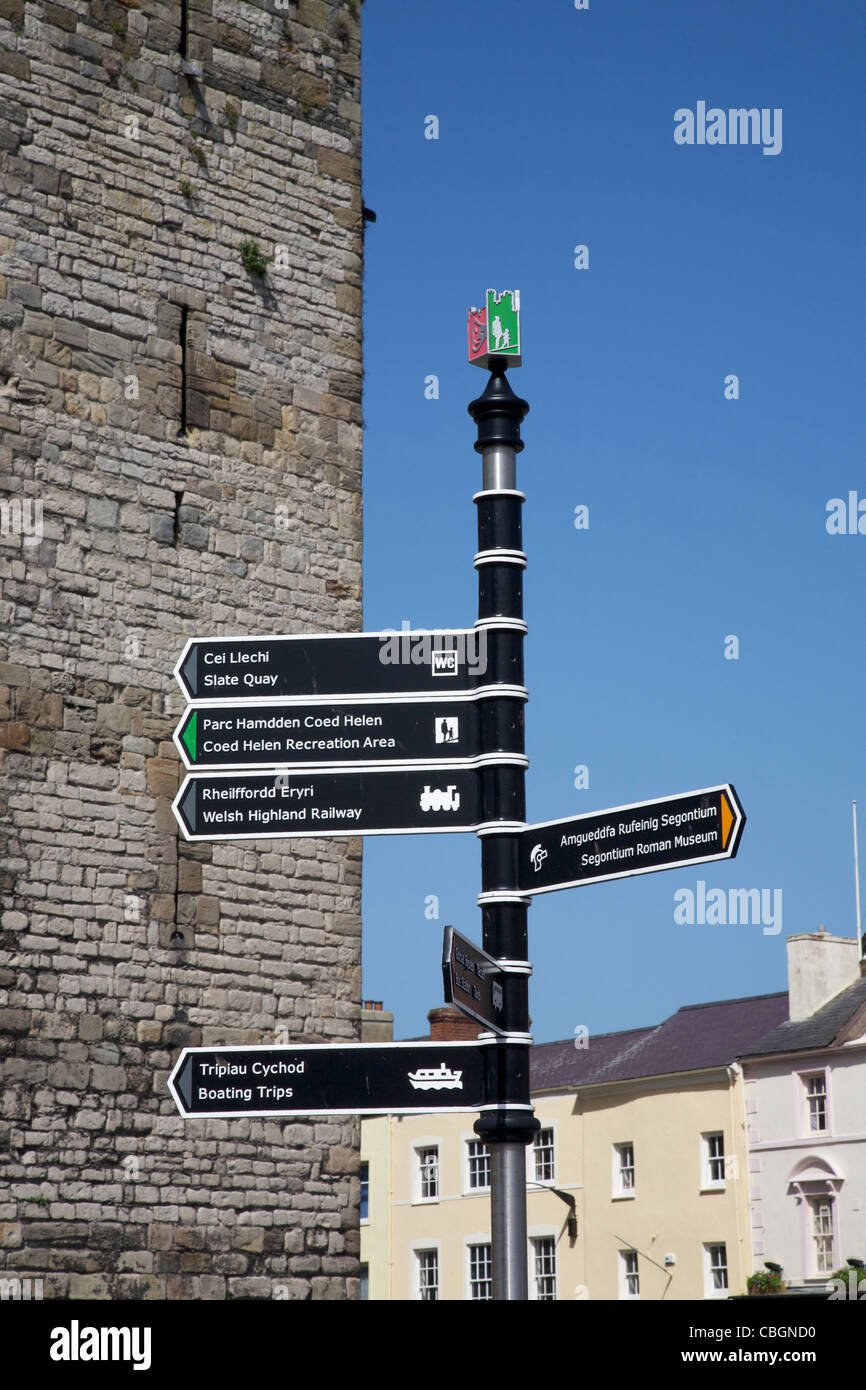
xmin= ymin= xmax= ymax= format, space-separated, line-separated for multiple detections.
xmin=675 ymin=990 xmax=788 ymax=1013
xmin=533 ymin=1023 xmax=657 ymax=1049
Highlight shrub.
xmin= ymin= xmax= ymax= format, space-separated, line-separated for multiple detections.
xmin=828 ymin=1264 xmax=866 ymax=1293
xmin=239 ymin=240 xmax=269 ymax=277
xmin=746 ymin=1270 xmax=785 ymax=1295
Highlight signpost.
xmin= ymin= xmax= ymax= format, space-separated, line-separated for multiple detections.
xmin=165 ymin=289 xmax=748 ymax=1302
xmin=442 ymin=926 xmax=512 ymax=1036
xmin=172 ymin=764 xmax=528 ymax=842
xmin=174 ymin=628 xmax=523 ymax=703
xmin=518 ymin=784 xmax=745 ymax=896
xmin=168 ymin=1041 xmax=491 ymax=1119
xmin=468 ymin=289 xmax=522 ymax=370
xmin=174 ymin=696 xmax=491 ymax=771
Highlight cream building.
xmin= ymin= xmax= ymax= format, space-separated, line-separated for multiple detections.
xmin=360 ymin=991 xmax=788 ymax=1300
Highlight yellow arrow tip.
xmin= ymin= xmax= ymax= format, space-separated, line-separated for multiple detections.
xmin=720 ymin=791 xmax=734 ymax=849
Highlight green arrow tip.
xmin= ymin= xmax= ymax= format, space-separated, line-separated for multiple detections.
xmin=181 ymin=710 xmax=197 ymax=762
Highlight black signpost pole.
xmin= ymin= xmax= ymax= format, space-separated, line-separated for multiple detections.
xmin=165 ymin=290 xmax=748 ymax=1302
xmin=468 ymin=363 xmax=539 ymax=1301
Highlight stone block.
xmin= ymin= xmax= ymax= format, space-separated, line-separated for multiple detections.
xmin=145 ymin=757 xmax=179 ymax=798
xmin=86 ymin=497 xmax=119 ymax=529
xmin=295 ymin=73 xmax=330 ymax=108
xmin=0 ymin=1008 xmax=31 ymax=1035
xmin=0 ymin=723 xmax=30 ymax=751
xmin=322 ymin=1145 xmax=357 ymax=1175
xmin=0 ymin=50 xmax=29 ymax=81
xmin=78 ymin=1014 xmax=103 ymax=1042
xmin=67 ymin=1273 xmax=111 ymax=1299
xmin=90 ymin=1064 xmax=127 ymax=1091
xmin=44 ymin=4 xmax=78 ymax=31
xmin=316 ymin=146 xmax=359 ymax=184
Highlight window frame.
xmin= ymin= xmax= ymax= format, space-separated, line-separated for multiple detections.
xmin=619 ymin=1249 xmax=640 ymax=1300
xmin=612 ymin=1141 xmax=635 ymax=1199
xmin=464 ymin=1136 xmax=491 ymax=1194
xmin=413 ymin=1244 xmax=441 ymax=1302
xmin=359 ymin=1160 xmax=369 ymax=1222
xmin=700 ymin=1131 xmax=726 ymax=1191
xmin=808 ymin=1195 xmax=835 ymax=1276
xmin=532 ymin=1125 xmax=556 ymax=1185
xmin=466 ymin=1240 xmax=493 ymax=1301
xmin=702 ymin=1241 xmax=729 ymax=1298
xmin=801 ymin=1070 xmax=829 ymax=1136
xmin=528 ymin=1232 xmax=558 ymax=1301
xmin=413 ymin=1141 xmax=441 ymax=1204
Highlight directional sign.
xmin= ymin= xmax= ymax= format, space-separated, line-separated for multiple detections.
xmin=168 ymin=1041 xmax=491 ymax=1118
xmin=174 ymin=697 xmax=486 ymax=772
xmin=172 ymin=765 xmax=496 ymax=842
xmin=518 ymin=784 xmax=745 ymax=896
xmin=174 ymin=629 xmax=500 ymax=703
xmin=443 ymin=926 xmax=508 ymax=1035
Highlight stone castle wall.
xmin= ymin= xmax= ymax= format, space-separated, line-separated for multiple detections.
xmin=0 ymin=0 xmax=364 ymax=1299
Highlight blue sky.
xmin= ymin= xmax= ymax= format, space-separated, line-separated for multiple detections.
xmin=359 ymin=0 xmax=866 ymax=1043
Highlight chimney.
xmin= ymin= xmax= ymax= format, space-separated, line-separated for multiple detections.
xmin=359 ymin=1000 xmax=394 ymax=1043
xmin=427 ymin=1005 xmax=483 ymax=1041
xmin=786 ymin=930 xmax=862 ymax=1021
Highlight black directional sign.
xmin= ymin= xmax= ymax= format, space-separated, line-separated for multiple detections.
xmin=517 ymin=784 xmax=745 ymax=895
xmin=174 ymin=629 xmax=497 ymax=703
xmin=174 ymin=698 xmax=483 ymax=771
xmin=168 ymin=1041 xmax=490 ymax=1118
xmin=442 ymin=926 xmax=508 ymax=1035
xmin=172 ymin=765 xmax=491 ymax=841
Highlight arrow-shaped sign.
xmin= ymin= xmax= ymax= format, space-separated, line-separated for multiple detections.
xmin=173 ymin=697 xmax=491 ymax=772
xmin=171 ymin=765 xmax=529 ymax=842
xmin=442 ymin=926 xmax=509 ymax=1035
xmin=168 ymin=1041 xmax=493 ymax=1118
xmin=174 ymin=629 xmax=519 ymax=704
xmin=517 ymin=784 xmax=745 ymax=895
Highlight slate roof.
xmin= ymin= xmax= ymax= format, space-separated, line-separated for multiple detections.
xmin=737 ymin=974 xmax=866 ymax=1058
xmin=531 ymin=991 xmax=789 ymax=1092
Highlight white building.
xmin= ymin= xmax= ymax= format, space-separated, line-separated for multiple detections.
xmin=739 ymin=931 xmax=866 ymax=1288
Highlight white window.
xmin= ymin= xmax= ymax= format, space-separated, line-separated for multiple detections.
xmin=810 ymin=1197 xmax=834 ymax=1274
xmin=619 ymin=1249 xmax=639 ymax=1299
xmin=531 ymin=1236 xmax=557 ymax=1300
xmin=533 ymin=1127 xmax=555 ymax=1183
xmin=466 ymin=1139 xmax=490 ymax=1191
xmin=468 ymin=1243 xmax=492 ymax=1300
xmin=702 ymin=1132 xmax=726 ymax=1189
xmin=416 ymin=1146 xmax=439 ymax=1201
xmin=416 ymin=1248 xmax=439 ymax=1301
xmin=613 ymin=1142 xmax=635 ymax=1196
xmin=703 ymin=1242 xmax=729 ymax=1297
xmin=805 ymin=1074 xmax=828 ymax=1132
